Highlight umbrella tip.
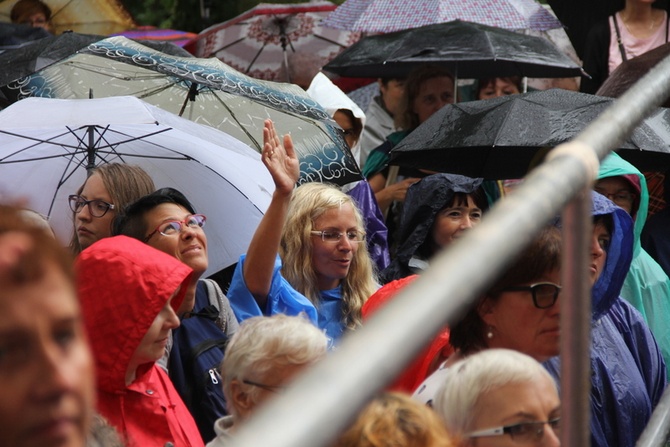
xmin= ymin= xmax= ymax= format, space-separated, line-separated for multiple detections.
xmin=89 ymin=89 xmax=94 ymax=99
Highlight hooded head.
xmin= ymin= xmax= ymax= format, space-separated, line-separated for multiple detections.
xmin=590 ymin=191 xmax=635 ymax=318
xmin=380 ymin=174 xmax=486 ymax=283
xmin=76 ymin=236 xmax=193 ymax=392
xmin=596 ymin=153 xmax=648 ymax=257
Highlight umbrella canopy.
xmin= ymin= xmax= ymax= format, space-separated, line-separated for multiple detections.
xmin=112 ymin=26 xmax=198 ymax=48
xmin=185 ymin=1 xmax=360 ymax=82
xmin=0 ymin=96 xmax=275 ymax=275
xmin=0 ymin=0 xmax=135 ymax=35
xmin=597 ymin=43 xmax=670 ymax=108
xmin=0 ymin=36 xmax=361 ymax=186
xmin=390 ymin=89 xmax=670 ymax=180
xmin=322 ymin=0 xmax=562 ymax=33
xmin=322 ymin=20 xmax=584 ymax=79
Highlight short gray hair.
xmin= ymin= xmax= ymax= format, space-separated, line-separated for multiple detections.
xmin=221 ymin=314 xmax=328 ymax=417
xmin=434 ymin=349 xmax=558 ymax=437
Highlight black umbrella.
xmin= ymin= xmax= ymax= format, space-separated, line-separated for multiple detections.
xmin=322 ymin=20 xmax=584 ymax=79
xmin=389 ymin=89 xmax=670 ymax=180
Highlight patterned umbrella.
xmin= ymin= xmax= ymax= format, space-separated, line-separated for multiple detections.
xmin=0 ymin=36 xmax=361 ymax=186
xmin=185 ymin=1 xmax=360 ymax=82
xmin=112 ymin=26 xmax=198 ymax=48
xmin=321 ymin=0 xmax=562 ymax=33
xmin=0 ymin=0 xmax=134 ymax=35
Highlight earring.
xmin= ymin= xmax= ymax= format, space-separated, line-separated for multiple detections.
xmin=486 ymin=326 xmax=494 ymax=339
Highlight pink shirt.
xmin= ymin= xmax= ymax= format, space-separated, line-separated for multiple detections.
xmin=609 ymin=11 xmax=668 ymax=74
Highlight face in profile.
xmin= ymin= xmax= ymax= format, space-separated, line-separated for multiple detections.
xmin=74 ymin=173 xmax=116 ymax=251
xmin=333 ymin=110 xmax=358 ymax=150
xmin=480 ymin=268 xmax=561 ymax=362
xmin=590 ymin=220 xmax=610 ymax=286
xmin=0 ymin=261 xmax=95 ymax=447
xmin=466 ymin=375 xmax=560 ymax=446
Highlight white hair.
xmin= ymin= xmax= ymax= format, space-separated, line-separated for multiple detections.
xmin=221 ymin=314 xmax=328 ymax=418
xmin=434 ymin=349 xmax=558 ymax=438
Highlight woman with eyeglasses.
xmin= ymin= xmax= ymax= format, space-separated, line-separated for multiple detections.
xmin=595 ymin=153 xmax=670 ymax=378
xmin=68 ymin=163 xmax=154 ymax=254
xmin=227 ymin=119 xmax=378 ymax=342
xmin=412 ymin=226 xmax=561 ymax=404
xmin=435 ymin=349 xmax=560 ymax=447
xmin=543 ymin=191 xmax=666 ymax=447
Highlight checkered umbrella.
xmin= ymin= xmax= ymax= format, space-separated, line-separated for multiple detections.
xmin=322 ymin=0 xmax=562 ymax=33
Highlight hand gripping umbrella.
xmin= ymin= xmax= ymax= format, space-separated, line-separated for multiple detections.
xmin=0 ymin=96 xmax=275 ymax=275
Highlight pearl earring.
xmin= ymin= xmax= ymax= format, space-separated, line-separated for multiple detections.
xmin=487 ymin=327 xmax=494 ymax=339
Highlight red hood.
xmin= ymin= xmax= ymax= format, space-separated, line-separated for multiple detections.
xmin=363 ymin=275 xmax=452 ymax=393
xmin=76 ymin=236 xmax=193 ymax=393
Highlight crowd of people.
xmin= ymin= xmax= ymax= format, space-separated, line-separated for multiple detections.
xmin=5 ymin=0 xmax=670 ymax=446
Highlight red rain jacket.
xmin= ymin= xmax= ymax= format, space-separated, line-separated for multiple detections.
xmin=77 ymin=236 xmax=204 ymax=447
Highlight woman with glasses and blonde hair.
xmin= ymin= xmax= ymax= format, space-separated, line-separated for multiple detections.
xmin=68 ymin=163 xmax=154 ymax=254
xmin=227 ymin=119 xmax=378 ymax=342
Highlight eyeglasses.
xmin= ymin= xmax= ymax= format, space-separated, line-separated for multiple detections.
xmin=68 ymin=195 xmax=115 ymax=218
xmin=310 ymin=230 xmax=366 ymax=244
xmin=502 ymin=282 xmax=561 ymax=309
xmin=144 ymin=214 xmax=206 ymax=242
xmin=595 ymin=189 xmax=636 ymax=205
xmin=467 ymin=418 xmax=560 ymax=443
xmin=242 ymin=379 xmax=286 ymax=394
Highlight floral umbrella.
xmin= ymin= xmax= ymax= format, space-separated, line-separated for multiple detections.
xmin=0 ymin=0 xmax=134 ymax=35
xmin=185 ymin=1 xmax=360 ymax=82
xmin=1 ymin=36 xmax=361 ymax=186
xmin=321 ymin=0 xmax=562 ymax=33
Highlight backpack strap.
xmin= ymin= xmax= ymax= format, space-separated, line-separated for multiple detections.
xmin=202 ymin=278 xmax=227 ymax=333
xmin=613 ymin=14 xmax=628 ymax=62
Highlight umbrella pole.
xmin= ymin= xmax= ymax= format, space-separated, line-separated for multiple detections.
xmin=86 ymin=126 xmax=96 ymax=172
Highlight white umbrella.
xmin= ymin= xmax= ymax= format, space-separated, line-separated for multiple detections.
xmin=0 ymin=96 xmax=274 ymax=275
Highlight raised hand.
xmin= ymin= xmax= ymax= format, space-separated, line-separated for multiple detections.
xmin=262 ymin=119 xmax=300 ymax=195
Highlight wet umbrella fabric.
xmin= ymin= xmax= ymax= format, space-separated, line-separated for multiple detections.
xmin=112 ymin=26 xmax=197 ymax=48
xmin=186 ymin=1 xmax=360 ymax=82
xmin=0 ymin=36 xmax=361 ymax=186
xmin=0 ymin=96 xmax=274 ymax=275
xmin=321 ymin=0 xmax=562 ymax=34
xmin=597 ymin=43 xmax=670 ymax=108
xmin=322 ymin=20 xmax=584 ymax=79
xmin=0 ymin=0 xmax=135 ymax=35
xmin=390 ymin=89 xmax=670 ymax=179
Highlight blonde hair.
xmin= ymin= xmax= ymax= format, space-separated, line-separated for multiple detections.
xmin=334 ymin=392 xmax=455 ymax=447
xmin=280 ymin=182 xmax=377 ymax=330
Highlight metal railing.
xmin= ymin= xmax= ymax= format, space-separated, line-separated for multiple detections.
xmin=225 ymin=54 xmax=670 ymax=447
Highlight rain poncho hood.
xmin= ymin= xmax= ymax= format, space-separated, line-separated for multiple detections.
xmin=77 ymin=236 xmax=192 ymax=392
xmin=380 ymin=173 xmax=483 ymax=283
xmin=598 ymin=153 xmax=670 ymax=373
xmin=77 ymin=236 xmax=204 ymax=447
xmin=544 ymin=191 xmax=667 ymax=447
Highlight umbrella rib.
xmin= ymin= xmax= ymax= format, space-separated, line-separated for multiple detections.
xmin=207 ymin=37 xmax=247 ymax=57
xmin=310 ymin=34 xmax=348 ymax=49
xmin=246 ymin=41 xmax=270 ymax=73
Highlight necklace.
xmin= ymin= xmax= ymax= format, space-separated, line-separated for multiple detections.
xmin=620 ymin=10 xmax=659 ymax=34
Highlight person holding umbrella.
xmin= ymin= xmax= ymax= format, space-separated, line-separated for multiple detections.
xmin=227 ymin=119 xmax=378 ymax=343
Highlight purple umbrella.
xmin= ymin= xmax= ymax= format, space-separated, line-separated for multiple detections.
xmin=322 ymin=0 xmax=562 ymax=33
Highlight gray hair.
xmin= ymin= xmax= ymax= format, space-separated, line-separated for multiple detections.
xmin=221 ymin=314 xmax=328 ymax=418
xmin=434 ymin=349 xmax=558 ymax=438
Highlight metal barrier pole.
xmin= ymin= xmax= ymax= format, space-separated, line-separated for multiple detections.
xmin=225 ymin=55 xmax=670 ymax=447
xmin=560 ymin=188 xmax=593 ymax=447
xmin=636 ymin=387 xmax=670 ymax=447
